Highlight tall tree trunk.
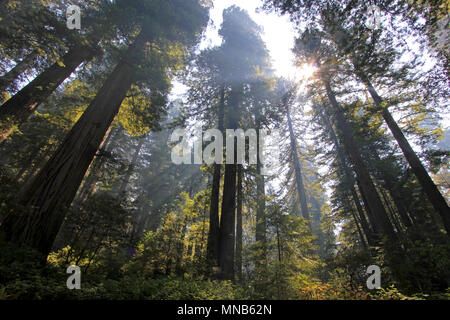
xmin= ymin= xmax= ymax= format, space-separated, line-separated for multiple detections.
xmin=379 ymin=186 xmax=403 ymax=233
xmin=363 ymin=78 xmax=450 ymax=235
xmin=356 ymin=179 xmax=379 ymax=235
xmin=317 ymin=103 xmax=377 ymax=245
xmin=118 ymin=136 xmax=144 ymax=196
xmin=0 ymin=45 xmax=97 ymax=143
xmin=207 ymin=86 xmax=225 ymax=270
xmin=218 ymin=86 xmax=239 ymax=280
xmin=219 ymin=165 xmax=236 ymax=280
xmin=77 ymin=126 xmax=119 ymax=202
xmin=286 ymin=104 xmax=312 ymax=230
xmin=350 ymin=203 xmax=369 ymax=250
xmin=0 ymin=51 xmax=38 ymax=92
xmin=384 ymin=179 xmax=414 ymax=228
xmin=255 ymin=117 xmax=266 ymax=254
xmin=0 ymin=33 xmax=145 ymax=257
xmin=368 ymin=145 xmax=415 ymax=229
xmin=276 ymin=217 xmax=282 ymax=263
xmin=324 ymin=81 xmax=396 ymax=240
xmin=350 ymin=183 xmax=375 ymax=245
xmin=236 ymin=164 xmax=243 ymax=282
xmin=175 ymin=215 xmax=188 ymax=275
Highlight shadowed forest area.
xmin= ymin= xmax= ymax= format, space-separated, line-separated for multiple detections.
xmin=0 ymin=0 xmax=449 ymax=300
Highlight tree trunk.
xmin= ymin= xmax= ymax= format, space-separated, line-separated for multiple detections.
xmin=236 ymin=164 xmax=243 ymax=282
xmin=0 ymin=51 xmax=38 ymax=92
xmin=379 ymin=186 xmax=403 ymax=233
xmin=317 ymin=102 xmax=377 ymax=245
xmin=0 ymin=45 xmax=97 ymax=144
xmin=207 ymin=86 xmax=225 ymax=269
xmin=324 ymin=81 xmax=396 ymax=240
xmin=350 ymin=183 xmax=375 ymax=245
xmin=350 ymin=204 xmax=369 ymax=250
xmin=356 ymin=179 xmax=379 ymax=235
xmin=0 ymin=33 xmax=145 ymax=257
xmin=76 ymin=126 xmax=119 ymax=202
xmin=218 ymin=86 xmax=239 ymax=280
xmin=368 ymin=145 xmax=414 ymax=229
xmin=286 ymin=104 xmax=312 ymax=230
xmin=255 ymin=117 xmax=267 ymax=251
xmin=219 ymin=164 xmax=236 ymax=280
xmin=364 ymin=78 xmax=450 ymax=235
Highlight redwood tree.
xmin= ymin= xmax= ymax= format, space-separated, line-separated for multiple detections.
xmin=0 ymin=0 xmax=209 ymax=257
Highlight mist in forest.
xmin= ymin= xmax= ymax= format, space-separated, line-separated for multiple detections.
xmin=0 ymin=0 xmax=449 ymax=301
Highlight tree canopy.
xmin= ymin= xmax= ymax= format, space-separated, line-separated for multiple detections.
xmin=0 ymin=0 xmax=448 ymax=301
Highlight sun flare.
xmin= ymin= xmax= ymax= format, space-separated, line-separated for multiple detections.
xmin=297 ymin=63 xmax=317 ymax=81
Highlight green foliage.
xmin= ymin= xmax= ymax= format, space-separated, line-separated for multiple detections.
xmin=96 ymin=276 xmax=244 ymax=300
xmin=0 ymin=242 xmax=243 ymax=300
xmin=0 ymin=0 xmax=449 ymax=301
xmin=0 ymin=244 xmax=73 ymax=300
xmin=122 ymin=191 xmax=209 ymax=277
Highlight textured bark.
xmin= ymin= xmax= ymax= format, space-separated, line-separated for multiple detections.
xmin=0 ymin=51 xmax=38 ymax=92
xmin=364 ymin=78 xmax=450 ymax=236
xmin=219 ymin=163 xmax=236 ymax=280
xmin=207 ymin=86 xmax=225 ymax=269
xmin=324 ymin=81 xmax=396 ymax=240
xmin=77 ymin=126 xmax=119 ymax=202
xmin=236 ymin=164 xmax=243 ymax=282
xmin=0 ymin=45 xmax=97 ymax=144
xmin=286 ymin=104 xmax=311 ymax=230
xmin=0 ymin=33 xmax=145 ymax=257
xmin=218 ymin=87 xmax=239 ymax=280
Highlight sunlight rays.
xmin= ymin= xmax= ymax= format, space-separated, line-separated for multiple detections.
xmin=295 ymin=63 xmax=317 ymax=81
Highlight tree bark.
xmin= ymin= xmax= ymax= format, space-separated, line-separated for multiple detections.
xmin=76 ymin=126 xmax=119 ymax=202
xmin=236 ymin=164 xmax=243 ymax=282
xmin=0 ymin=45 xmax=97 ymax=144
xmin=0 ymin=33 xmax=145 ymax=257
xmin=207 ymin=86 xmax=225 ymax=270
xmin=218 ymin=86 xmax=239 ymax=280
xmin=364 ymin=78 xmax=450 ymax=235
xmin=219 ymin=164 xmax=236 ymax=280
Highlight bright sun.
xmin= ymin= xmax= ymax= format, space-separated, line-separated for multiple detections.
xmin=283 ymin=63 xmax=317 ymax=84
xmin=296 ymin=63 xmax=317 ymax=81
